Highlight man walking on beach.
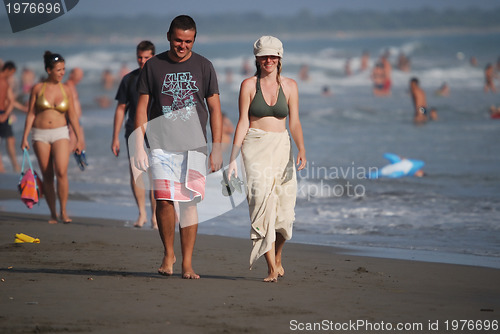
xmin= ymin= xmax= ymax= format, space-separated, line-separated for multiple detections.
xmin=112 ymin=41 xmax=157 ymax=229
xmin=133 ymin=15 xmax=223 ymax=279
xmin=0 ymin=61 xmax=21 ymax=173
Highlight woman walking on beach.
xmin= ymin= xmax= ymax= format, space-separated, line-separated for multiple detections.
xmin=21 ymin=51 xmax=82 ymax=224
xmin=228 ymin=36 xmax=306 ymax=282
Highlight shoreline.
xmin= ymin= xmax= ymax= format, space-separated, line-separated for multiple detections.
xmin=1 ymin=209 xmax=499 ymax=333
xmin=2 ymin=197 xmax=500 ymax=270
xmin=1 ymin=175 xmax=499 ymax=271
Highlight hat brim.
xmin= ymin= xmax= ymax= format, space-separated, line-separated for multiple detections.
xmin=254 ymin=49 xmax=282 ymax=58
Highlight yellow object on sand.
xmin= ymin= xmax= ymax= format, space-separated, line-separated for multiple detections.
xmin=15 ymin=233 xmax=40 ymax=243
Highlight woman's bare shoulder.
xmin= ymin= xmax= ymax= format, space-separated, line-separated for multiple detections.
xmin=61 ymin=82 xmax=72 ymax=93
xmin=281 ymin=76 xmax=298 ymax=88
xmin=280 ymin=76 xmax=298 ymax=97
xmin=31 ymin=82 xmax=43 ymax=94
xmin=241 ymin=76 xmax=257 ymax=87
xmin=240 ymin=76 xmax=257 ymax=94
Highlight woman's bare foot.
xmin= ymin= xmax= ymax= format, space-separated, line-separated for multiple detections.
xmin=182 ymin=270 xmax=200 ymax=279
xmin=182 ymin=264 xmax=200 ymax=279
xmin=277 ymin=265 xmax=285 ymax=277
xmin=61 ymin=211 xmax=72 ymax=224
xmin=263 ymin=272 xmax=278 ymax=283
xmin=48 ymin=214 xmax=58 ymax=224
xmin=133 ymin=215 xmax=147 ymax=228
xmin=158 ymin=255 xmax=176 ymax=276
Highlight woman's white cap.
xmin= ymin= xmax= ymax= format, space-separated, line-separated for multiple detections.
xmin=253 ymin=36 xmax=283 ymax=58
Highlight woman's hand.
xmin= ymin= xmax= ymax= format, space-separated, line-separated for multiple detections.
xmin=296 ymin=150 xmax=307 ymax=171
xmin=21 ymin=139 xmax=30 ymax=151
xmin=227 ymin=159 xmax=238 ymax=181
xmin=74 ymin=140 xmax=83 ymax=155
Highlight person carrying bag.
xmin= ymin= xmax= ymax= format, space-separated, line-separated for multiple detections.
xmin=18 ymin=148 xmax=42 ymax=208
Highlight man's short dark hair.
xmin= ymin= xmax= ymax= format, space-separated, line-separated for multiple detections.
xmin=137 ymin=40 xmax=155 ymax=56
xmin=168 ymin=15 xmax=197 ymax=38
xmin=2 ymin=61 xmax=16 ymax=71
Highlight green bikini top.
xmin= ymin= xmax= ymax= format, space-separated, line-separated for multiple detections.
xmin=249 ymin=77 xmax=288 ymax=118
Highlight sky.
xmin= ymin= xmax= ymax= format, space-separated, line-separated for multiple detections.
xmin=71 ymin=0 xmax=500 ymax=17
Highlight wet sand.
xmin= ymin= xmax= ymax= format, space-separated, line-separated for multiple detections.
xmin=0 ymin=205 xmax=499 ymax=333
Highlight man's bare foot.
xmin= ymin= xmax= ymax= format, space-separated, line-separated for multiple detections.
xmin=182 ymin=271 xmax=200 ymax=279
xmin=158 ymin=255 xmax=176 ymax=276
xmin=263 ymin=273 xmax=278 ymax=283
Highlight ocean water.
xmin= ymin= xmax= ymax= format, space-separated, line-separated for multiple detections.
xmin=1 ymin=31 xmax=500 ymax=268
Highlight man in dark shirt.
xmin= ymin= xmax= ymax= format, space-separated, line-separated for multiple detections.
xmin=111 ymin=41 xmax=157 ymax=228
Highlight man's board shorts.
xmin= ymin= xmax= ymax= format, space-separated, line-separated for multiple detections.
xmin=0 ymin=111 xmax=14 ymax=138
xmin=149 ymin=149 xmax=206 ymax=202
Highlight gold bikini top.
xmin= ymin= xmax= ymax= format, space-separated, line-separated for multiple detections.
xmin=35 ymin=82 xmax=69 ymax=113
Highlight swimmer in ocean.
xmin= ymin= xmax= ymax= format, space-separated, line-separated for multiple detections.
xmin=410 ymin=77 xmax=428 ymax=124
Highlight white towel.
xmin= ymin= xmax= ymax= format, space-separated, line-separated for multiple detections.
xmin=241 ymin=128 xmax=297 ymax=268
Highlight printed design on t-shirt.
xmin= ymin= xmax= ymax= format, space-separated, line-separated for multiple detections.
xmin=161 ymin=72 xmax=199 ymax=121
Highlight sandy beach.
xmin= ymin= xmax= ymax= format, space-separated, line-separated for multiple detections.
xmin=0 ymin=191 xmax=498 ymax=334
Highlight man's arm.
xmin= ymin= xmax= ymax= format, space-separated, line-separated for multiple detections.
xmin=132 ymin=94 xmax=150 ymax=171
xmin=8 ymin=87 xmax=27 ymax=113
xmin=111 ymin=103 xmax=126 ymax=156
xmin=206 ymin=93 xmax=223 ymax=172
xmin=0 ymin=81 xmax=12 ymax=122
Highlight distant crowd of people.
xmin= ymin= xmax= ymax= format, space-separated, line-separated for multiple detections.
xmin=295 ymin=48 xmax=499 ymax=124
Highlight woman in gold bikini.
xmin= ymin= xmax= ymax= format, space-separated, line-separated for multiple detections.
xmin=21 ymin=51 xmax=83 ymax=224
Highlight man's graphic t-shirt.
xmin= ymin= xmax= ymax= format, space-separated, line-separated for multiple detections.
xmin=137 ymin=51 xmax=219 ymax=152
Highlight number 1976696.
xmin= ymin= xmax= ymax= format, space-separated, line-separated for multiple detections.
xmin=445 ymin=320 xmax=498 ymax=331
xmin=6 ymin=2 xmax=61 ymax=14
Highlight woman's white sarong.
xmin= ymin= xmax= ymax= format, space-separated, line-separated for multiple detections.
xmin=241 ymin=128 xmax=297 ymax=268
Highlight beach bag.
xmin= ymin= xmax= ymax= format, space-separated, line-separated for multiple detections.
xmin=18 ymin=149 xmax=42 ymax=209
